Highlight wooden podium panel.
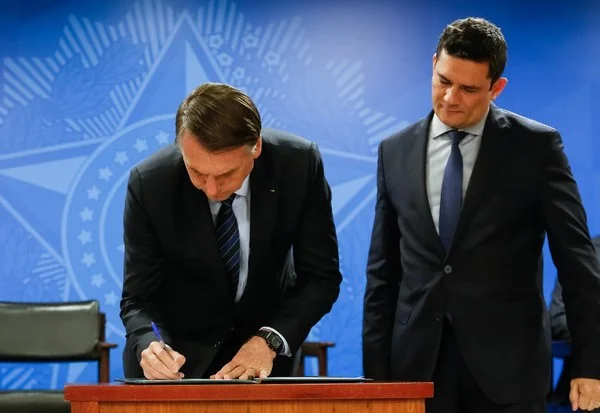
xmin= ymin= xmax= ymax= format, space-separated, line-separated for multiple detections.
xmin=65 ymin=382 xmax=433 ymax=413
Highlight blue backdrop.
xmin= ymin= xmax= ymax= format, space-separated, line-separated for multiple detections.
xmin=0 ymin=0 xmax=599 ymax=389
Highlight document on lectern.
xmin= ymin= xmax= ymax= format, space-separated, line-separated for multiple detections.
xmin=256 ymin=376 xmax=372 ymax=383
xmin=115 ymin=376 xmax=371 ymax=385
xmin=115 ymin=378 xmax=256 ymax=384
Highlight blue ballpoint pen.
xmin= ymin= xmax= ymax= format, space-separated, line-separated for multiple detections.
xmin=150 ymin=321 xmax=166 ymax=348
xmin=150 ymin=322 xmax=182 ymax=380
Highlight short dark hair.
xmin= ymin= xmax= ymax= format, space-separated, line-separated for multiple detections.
xmin=436 ymin=17 xmax=507 ymax=85
xmin=175 ymin=83 xmax=261 ymax=151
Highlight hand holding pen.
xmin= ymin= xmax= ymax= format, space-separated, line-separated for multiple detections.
xmin=139 ymin=322 xmax=186 ymax=380
xmin=151 ymin=321 xmax=167 ymax=349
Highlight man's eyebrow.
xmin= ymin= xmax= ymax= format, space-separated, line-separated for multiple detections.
xmin=438 ymin=73 xmax=479 ymax=90
xmin=215 ymin=168 xmax=237 ymax=177
xmin=190 ymin=167 xmax=237 ymax=177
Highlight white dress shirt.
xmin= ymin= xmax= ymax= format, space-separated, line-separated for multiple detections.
xmin=207 ymin=176 xmax=291 ymax=356
xmin=426 ymin=109 xmax=488 ymax=233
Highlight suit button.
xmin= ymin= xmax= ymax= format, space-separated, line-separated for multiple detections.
xmin=443 ymin=265 xmax=452 ymax=274
xmin=214 ymin=341 xmax=221 ymax=348
xmin=435 ymin=313 xmax=443 ymax=322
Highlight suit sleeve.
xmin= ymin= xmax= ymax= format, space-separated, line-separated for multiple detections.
xmin=362 ymin=141 xmax=402 ymax=380
xmin=119 ymin=167 xmax=172 ymax=361
xmin=265 ymin=143 xmax=342 ymax=353
xmin=549 ymin=279 xmax=570 ymax=341
xmin=541 ymin=131 xmax=600 ymax=379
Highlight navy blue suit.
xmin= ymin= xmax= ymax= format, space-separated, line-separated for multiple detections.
xmin=363 ymin=106 xmax=600 ymax=406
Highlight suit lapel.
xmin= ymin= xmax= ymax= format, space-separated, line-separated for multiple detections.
xmin=242 ymin=155 xmax=278 ymax=302
xmin=410 ymin=113 xmax=446 ymax=258
xmin=180 ymin=165 xmax=231 ymax=294
xmin=448 ymin=106 xmax=509 ymax=255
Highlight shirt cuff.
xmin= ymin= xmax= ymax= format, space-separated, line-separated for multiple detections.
xmin=259 ymin=326 xmax=291 ymax=356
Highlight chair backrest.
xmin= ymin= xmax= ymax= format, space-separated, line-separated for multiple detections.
xmin=0 ymin=300 xmax=102 ymax=362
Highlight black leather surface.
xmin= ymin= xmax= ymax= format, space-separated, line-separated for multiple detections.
xmin=0 ymin=300 xmax=100 ymax=360
xmin=0 ymin=391 xmax=70 ymax=413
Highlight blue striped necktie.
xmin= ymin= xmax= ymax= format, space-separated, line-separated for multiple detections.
xmin=215 ymin=194 xmax=240 ymax=296
xmin=439 ymin=130 xmax=468 ymax=251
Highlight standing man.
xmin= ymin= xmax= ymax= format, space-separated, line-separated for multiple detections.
xmin=120 ymin=83 xmax=341 ymax=380
xmin=363 ymin=17 xmax=600 ymax=412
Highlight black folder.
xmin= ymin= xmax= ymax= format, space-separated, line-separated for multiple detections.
xmin=115 ymin=376 xmax=371 ymax=384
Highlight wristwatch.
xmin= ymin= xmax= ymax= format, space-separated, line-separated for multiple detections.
xmin=254 ymin=330 xmax=283 ymax=354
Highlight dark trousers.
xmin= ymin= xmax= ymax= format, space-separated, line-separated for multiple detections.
xmin=427 ymin=320 xmax=546 ymax=413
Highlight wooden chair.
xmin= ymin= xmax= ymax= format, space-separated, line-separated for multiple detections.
xmin=296 ymin=341 xmax=335 ymax=376
xmin=0 ymin=300 xmax=117 ymax=413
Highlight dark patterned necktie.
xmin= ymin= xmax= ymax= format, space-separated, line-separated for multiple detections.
xmin=215 ymin=194 xmax=240 ymax=294
xmin=439 ymin=130 xmax=468 ymax=251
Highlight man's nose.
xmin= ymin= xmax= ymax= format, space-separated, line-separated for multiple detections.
xmin=205 ymin=176 xmax=219 ymax=196
xmin=444 ymin=86 xmax=460 ymax=104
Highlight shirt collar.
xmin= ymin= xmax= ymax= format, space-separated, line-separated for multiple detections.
xmin=431 ymin=106 xmax=489 ymax=139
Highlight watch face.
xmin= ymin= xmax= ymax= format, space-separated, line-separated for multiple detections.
xmin=271 ymin=335 xmax=282 ymax=349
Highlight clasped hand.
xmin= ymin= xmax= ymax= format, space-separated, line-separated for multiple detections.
xmin=570 ymin=378 xmax=600 ymax=411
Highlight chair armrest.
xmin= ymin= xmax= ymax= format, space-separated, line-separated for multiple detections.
xmin=97 ymin=342 xmax=118 ymax=350
xmin=301 ymin=341 xmax=335 ymax=354
xmin=303 ymin=341 xmax=335 ymax=348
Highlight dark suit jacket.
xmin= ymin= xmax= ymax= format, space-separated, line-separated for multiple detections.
xmin=120 ymin=128 xmax=342 ymax=378
xmin=548 ymin=236 xmax=600 ymax=403
xmin=550 ymin=236 xmax=600 ymax=341
xmin=363 ymin=105 xmax=600 ymax=404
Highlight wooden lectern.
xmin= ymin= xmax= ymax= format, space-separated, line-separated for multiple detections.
xmin=65 ymin=382 xmax=433 ymax=413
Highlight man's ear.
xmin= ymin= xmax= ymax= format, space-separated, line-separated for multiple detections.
xmin=491 ymin=77 xmax=508 ymax=100
xmin=251 ymin=136 xmax=262 ymax=159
